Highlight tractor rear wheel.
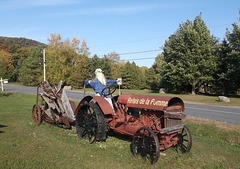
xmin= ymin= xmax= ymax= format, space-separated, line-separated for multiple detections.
xmin=76 ymin=102 xmax=107 ymax=144
xmin=132 ymin=127 xmax=160 ymax=164
xmin=32 ymin=104 xmax=42 ymax=125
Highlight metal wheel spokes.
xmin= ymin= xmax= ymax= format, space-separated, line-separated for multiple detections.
xmin=76 ymin=102 xmax=107 ymax=144
xmin=176 ymin=126 xmax=192 ymax=153
xmin=32 ymin=104 xmax=42 ymax=125
xmin=132 ymin=127 xmax=160 ymax=164
xmin=77 ymin=109 xmax=88 ymax=138
xmin=77 ymin=104 xmax=99 ymax=144
xmin=87 ymin=109 xmax=98 ymax=143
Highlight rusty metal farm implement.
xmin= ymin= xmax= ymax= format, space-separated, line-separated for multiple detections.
xmin=32 ymin=83 xmax=192 ymax=164
xmin=32 ymin=81 xmax=76 ymax=128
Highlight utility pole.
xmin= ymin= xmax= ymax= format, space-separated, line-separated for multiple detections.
xmin=43 ymin=48 xmax=46 ymax=81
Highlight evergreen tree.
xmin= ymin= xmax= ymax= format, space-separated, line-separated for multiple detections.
xmin=146 ymin=53 xmax=164 ymax=90
xmin=145 ymin=67 xmax=159 ymax=90
xmin=120 ymin=62 xmax=132 ymax=89
xmin=225 ymin=23 xmax=240 ymax=93
xmin=162 ymin=14 xmax=216 ymax=94
xmin=87 ymin=55 xmax=112 ymax=80
xmin=137 ymin=65 xmax=146 ymax=89
xmin=18 ymin=46 xmax=43 ymax=86
xmin=87 ymin=55 xmax=102 ymax=78
xmin=120 ymin=61 xmax=146 ymax=89
xmin=8 ymin=46 xmax=31 ymax=81
xmin=215 ymin=23 xmax=240 ymax=95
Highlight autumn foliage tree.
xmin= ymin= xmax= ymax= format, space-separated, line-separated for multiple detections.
xmin=46 ymin=33 xmax=70 ymax=85
xmin=0 ymin=50 xmax=14 ymax=80
xmin=68 ymin=38 xmax=90 ymax=88
xmin=106 ymin=52 xmax=122 ymax=79
xmin=46 ymin=33 xmax=90 ymax=88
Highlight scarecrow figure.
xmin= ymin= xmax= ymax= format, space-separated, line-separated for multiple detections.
xmin=84 ymin=68 xmax=117 ymax=97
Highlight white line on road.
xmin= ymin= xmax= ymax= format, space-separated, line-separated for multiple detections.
xmin=186 ymin=107 xmax=240 ymax=115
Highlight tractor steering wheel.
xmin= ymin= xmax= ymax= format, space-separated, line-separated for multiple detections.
xmin=101 ymin=85 xmax=116 ymax=97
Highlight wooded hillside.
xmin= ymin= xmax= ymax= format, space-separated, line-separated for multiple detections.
xmin=0 ymin=36 xmax=46 ymax=49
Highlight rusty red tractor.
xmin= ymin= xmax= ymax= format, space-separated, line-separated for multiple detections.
xmin=75 ymin=85 xmax=192 ymax=164
xmin=32 ymin=82 xmax=192 ymax=164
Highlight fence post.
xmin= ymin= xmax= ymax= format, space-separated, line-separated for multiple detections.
xmin=0 ymin=77 xmax=3 ymax=91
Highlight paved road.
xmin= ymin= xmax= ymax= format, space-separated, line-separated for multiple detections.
xmin=3 ymin=84 xmax=240 ymax=125
xmin=3 ymin=84 xmax=93 ymax=100
xmin=185 ymin=103 xmax=240 ymax=124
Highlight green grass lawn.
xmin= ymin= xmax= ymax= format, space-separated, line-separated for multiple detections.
xmin=0 ymin=92 xmax=240 ymax=168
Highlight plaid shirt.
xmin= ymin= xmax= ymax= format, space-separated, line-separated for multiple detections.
xmin=84 ymin=78 xmax=117 ymax=96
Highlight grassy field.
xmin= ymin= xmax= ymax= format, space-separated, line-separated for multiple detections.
xmin=0 ymin=92 xmax=240 ymax=168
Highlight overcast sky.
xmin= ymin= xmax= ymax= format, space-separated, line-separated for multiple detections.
xmin=1 ymin=0 xmax=239 ymax=67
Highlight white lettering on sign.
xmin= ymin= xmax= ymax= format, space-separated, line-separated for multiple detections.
xmin=150 ymin=99 xmax=168 ymax=106
xmin=139 ymin=98 xmax=145 ymax=104
xmin=145 ymin=99 xmax=150 ymax=105
xmin=127 ymin=97 xmax=168 ymax=107
xmin=127 ymin=97 xmax=139 ymax=104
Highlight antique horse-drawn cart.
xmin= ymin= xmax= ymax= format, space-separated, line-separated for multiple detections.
xmin=75 ymin=86 xmax=192 ymax=164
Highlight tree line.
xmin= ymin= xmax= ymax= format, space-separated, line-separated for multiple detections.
xmin=0 ymin=14 xmax=239 ymax=95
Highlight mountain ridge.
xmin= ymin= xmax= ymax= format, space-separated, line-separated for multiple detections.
xmin=0 ymin=36 xmax=46 ymax=48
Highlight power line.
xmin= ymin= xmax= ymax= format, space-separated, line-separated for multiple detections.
xmin=98 ymin=49 xmax=161 ymax=57
xmin=120 ymin=57 xmax=156 ymax=61
xmin=90 ymin=36 xmax=167 ymax=48
xmin=118 ymin=49 xmax=161 ymax=55
xmin=209 ymin=23 xmax=233 ymax=29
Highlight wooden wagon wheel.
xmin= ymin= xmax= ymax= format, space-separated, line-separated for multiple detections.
xmin=32 ymin=104 xmax=42 ymax=125
xmin=132 ymin=127 xmax=160 ymax=164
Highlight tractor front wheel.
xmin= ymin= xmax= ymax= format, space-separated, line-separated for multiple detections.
xmin=176 ymin=126 xmax=192 ymax=153
xmin=132 ymin=127 xmax=160 ymax=164
xmin=32 ymin=104 xmax=42 ymax=125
